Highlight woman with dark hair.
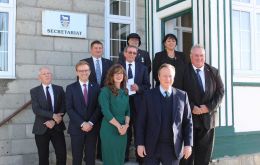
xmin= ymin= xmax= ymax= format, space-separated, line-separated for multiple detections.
xmin=98 ymin=64 xmax=130 ymax=165
xmin=152 ymin=33 xmax=186 ymax=89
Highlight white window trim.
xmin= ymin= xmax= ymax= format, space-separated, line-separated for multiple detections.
xmin=0 ymin=0 xmax=16 ymax=79
xmin=232 ymin=0 xmax=260 ymax=82
xmin=104 ymin=0 xmax=136 ymax=59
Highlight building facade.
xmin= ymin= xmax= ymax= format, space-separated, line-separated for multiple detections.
xmin=0 ymin=0 xmax=260 ymax=164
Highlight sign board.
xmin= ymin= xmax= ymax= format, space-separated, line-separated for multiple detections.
xmin=42 ymin=10 xmax=87 ymax=38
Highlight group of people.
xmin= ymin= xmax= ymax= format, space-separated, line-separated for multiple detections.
xmin=30 ymin=33 xmax=224 ymax=165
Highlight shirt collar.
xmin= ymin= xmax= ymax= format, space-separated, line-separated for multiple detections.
xmin=92 ymin=56 xmax=102 ymax=61
xmin=126 ymin=61 xmax=135 ymax=66
xmin=79 ymin=80 xmax=89 ymax=87
xmin=159 ymin=85 xmax=172 ymax=96
xmin=192 ymin=64 xmax=205 ymax=72
xmin=42 ymin=83 xmax=52 ymax=89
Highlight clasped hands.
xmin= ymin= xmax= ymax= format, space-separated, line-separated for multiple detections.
xmin=117 ymin=124 xmax=129 ymax=135
xmin=192 ymin=105 xmax=209 ymax=115
xmin=81 ymin=122 xmax=93 ymax=132
xmin=44 ymin=113 xmax=64 ymax=129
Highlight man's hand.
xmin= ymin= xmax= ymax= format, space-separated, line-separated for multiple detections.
xmin=53 ymin=113 xmax=64 ymax=124
xmin=130 ymin=84 xmax=139 ymax=92
xmin=192 ymin=106 xmax=202 ymax=115
xmin=44 ymin=120 xmax=55 ymax=129
xmin=81 ymin=122 xmax=93 ymax=132
xmin=200 ymin=105 xmax=209 ymax=114
xmin=183 ymin=146 xmax=192 ymax=159
xmin=137 ymin=145 xmax=147 ymax=157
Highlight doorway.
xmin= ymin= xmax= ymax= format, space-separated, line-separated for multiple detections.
xmin=162 ymin=11 xmax=192 ymax=62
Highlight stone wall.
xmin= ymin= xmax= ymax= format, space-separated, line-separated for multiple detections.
xmin=0 ymin=0 xmax=146 ymax=164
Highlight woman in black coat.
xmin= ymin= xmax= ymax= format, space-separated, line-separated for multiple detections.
xmin=152 ymin=33 xmax=187 ymax=89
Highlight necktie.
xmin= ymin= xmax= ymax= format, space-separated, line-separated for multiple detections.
xmin=128 ymin=64 xmax=133 ymax=79
xmin=46 ymin=86 xmax=53 ymax=112
xmin=196 ymin=69 xmax=204 ymax=95
xmin=96 ymin=59 xmax=101 ymax=85
xmin=165 ymin=91 xmax=169 ymax=98
xmin=83 ymin=84 xmax=88 ymax=105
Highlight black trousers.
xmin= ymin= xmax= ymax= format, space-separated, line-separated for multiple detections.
xmin=144 ymin=143 xmax=179 ymax=165
xmin=35 ymin=129 xmax=66 ymax=165
xmin=70 ymin=133 xmax=98 ymax=165
xmin=126 ymin=96 xmax=143 ymax=163
xmin=180 ymin=128 xmax=215 ymax=165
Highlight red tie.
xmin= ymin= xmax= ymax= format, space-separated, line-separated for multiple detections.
xmin=83 ymin=84 xmax=88 ymax=105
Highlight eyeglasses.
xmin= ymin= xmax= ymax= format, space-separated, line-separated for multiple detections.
xmin=40 ymin=73 xmax=51 ymax=76
xmin=127 ymin=51 xmax=137 ymax=55
xmin=77 ymin=70 xmax=90 ymax=73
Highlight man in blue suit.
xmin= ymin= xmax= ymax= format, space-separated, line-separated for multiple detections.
xmin=136 ymin=64 xmax=193 ymax=165
xmin=119 ymin=45 xmax=151 ymax=163
xmin=66 ymin=61 xmax=102 ymax=165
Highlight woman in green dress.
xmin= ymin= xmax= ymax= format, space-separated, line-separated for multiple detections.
xmin=98 ymin=64 xmax=130 ymax=165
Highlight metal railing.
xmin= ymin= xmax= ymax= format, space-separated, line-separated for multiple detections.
xmin=0 ymin=100 xmax=32 ymax=127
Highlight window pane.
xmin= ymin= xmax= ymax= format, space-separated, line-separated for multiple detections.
xmin=110 ymin=0 xmax=130 ymax=16
xmin=257 ymin=0 xmax=260 ymax=5
xmin=181 ymin=12 xmax=192 ymax=28
xmin=240 ymin=11 xmax=250 ymax=31
xmin=0 ymin=12 xmax=8 ymax=72
xmin=110 ymin=23 xmax=130 ymax=63
xmin=0 ymin=0 xmax=9 ymax=3
xmin=257 ymin=14 xmax=260 ymax=31
xmin=232 ymin=0 xmax=250 ymax=2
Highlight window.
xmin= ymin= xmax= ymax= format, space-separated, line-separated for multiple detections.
xmin=232 ymin=0 xmax=260 ymax=81
xmin=105 ymin=0 xmax=135 ymax=63
xmin=0 ymin=0 xmax=15 ymax=78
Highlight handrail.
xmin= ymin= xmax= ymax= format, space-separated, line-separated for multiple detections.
xmin=0 ymin=100 xmax=32 ymax=127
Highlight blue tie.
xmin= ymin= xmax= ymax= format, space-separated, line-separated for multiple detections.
xmin=196 ymin=69 xmax=204 ymax=95
xmin=128 ymin=64 xmax=133 ymax=79
xmin=96 ymin=59 xmax=101 ymax=85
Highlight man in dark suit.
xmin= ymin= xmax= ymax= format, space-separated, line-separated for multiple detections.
xmin=81 ymin=40 xmax=113 ymax=87
xmin=66 ymin=61 xmax=102 ymax=165
xmin=30 ymin=67 xmax=66 ymax=165
xmin=118 ymin=33 xmax=151 ymax=74
xmin=136 ymin=64 xmax=193 ymax=165
xmin=181 ymin=44 xmax=224 ymax=165
xmin=81 ymin=40 xmax=113 ymax=160
xmin=119 ymin=45 xmax=151 ymax=163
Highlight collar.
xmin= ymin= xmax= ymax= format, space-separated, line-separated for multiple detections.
xmin=42 ymin=83 xmax=52 ymax=89
xmin=159 ymin=85 xmax=172 ymax=95
xmin=192 ymin=64 xmax=205 ymax=72
xmin=79 ymin=80 xmax=89 ymax=87
xmin=92 ymin=56 xmax=102 ymax=61
xmin=126 ymin=61 xmax=135 ymax=66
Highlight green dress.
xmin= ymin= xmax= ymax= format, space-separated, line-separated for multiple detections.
xmin=98 ymin=87 xmax=130 ymax=165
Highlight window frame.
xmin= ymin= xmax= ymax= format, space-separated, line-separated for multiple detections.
xmin=104 ymin=0 xmax=136 ymax=60
xmin=0 ymin=0 xmax=16 ymax=79
xmin=232 ymin=0 xmax=260 ymax=82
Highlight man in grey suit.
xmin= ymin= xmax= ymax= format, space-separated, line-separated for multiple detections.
xmin=30 ymin=67 xmax=66 ymax=165
xmin=136 ymin=64 xmax=193 ymax=165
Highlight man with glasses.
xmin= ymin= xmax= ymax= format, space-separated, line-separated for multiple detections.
xmin=66 ymin=61 xmax=102 ymax=165
xmin=119 ymin=45 xmax=150 ymax=164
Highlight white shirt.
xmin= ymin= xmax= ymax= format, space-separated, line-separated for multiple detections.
xmin=159 ymin=85 xmax=172 ymax=97
xmin=79 ymin=80 xmax=89 ymax=94
xmin=42 ymin=84 xmax=54 ymax=110
xmin=126 ymin=61 xmax=135 ymax=79
xmin=192 ymin=65 xmax=205 ymax=91
xmin=92 ymin=57 xmax=103 ymax=75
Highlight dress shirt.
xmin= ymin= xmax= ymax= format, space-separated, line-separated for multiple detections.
xmin=126 ymin=61 xmax=135 ymax=79
xmin=192 ymin=65 xmax=205 ymax=91
xmin=42 ymin=84 xmax=54 ymax=110
xmin=159 ymin=85 xmax=172 ymax=97
xmin=92 ymin=57 xmax=103 ymax=75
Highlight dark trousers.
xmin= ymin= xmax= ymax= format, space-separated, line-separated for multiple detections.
xmin=35 ymin=129 xmax=66 ymax=165
xmin=180 ymin=128 xmax=215 ymax=165
xmin=70 ymin=133 xmax=97 ymax=165
xmin=144 ymin=143 xmax=179 ymax=165
xmin=126 ymin=96 xmax=143 ymax=163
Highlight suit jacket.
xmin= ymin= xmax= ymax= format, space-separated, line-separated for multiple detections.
xmin=135 ymin=87 xmax=193 ymax=159
xmin=118 ymin=49 xmax=152 ymax=74
xmin=183 ymin=63 xmax=224 ymax=129
xmin=81 ymin=57 xmax=113 ymax=87
xmin=66 ymin=81 xmax=101 ymax=135
xmin=30 ymin=84 xmax=66 ymax=135
xmin=152 ymin=50 xmax=186 ymax=89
